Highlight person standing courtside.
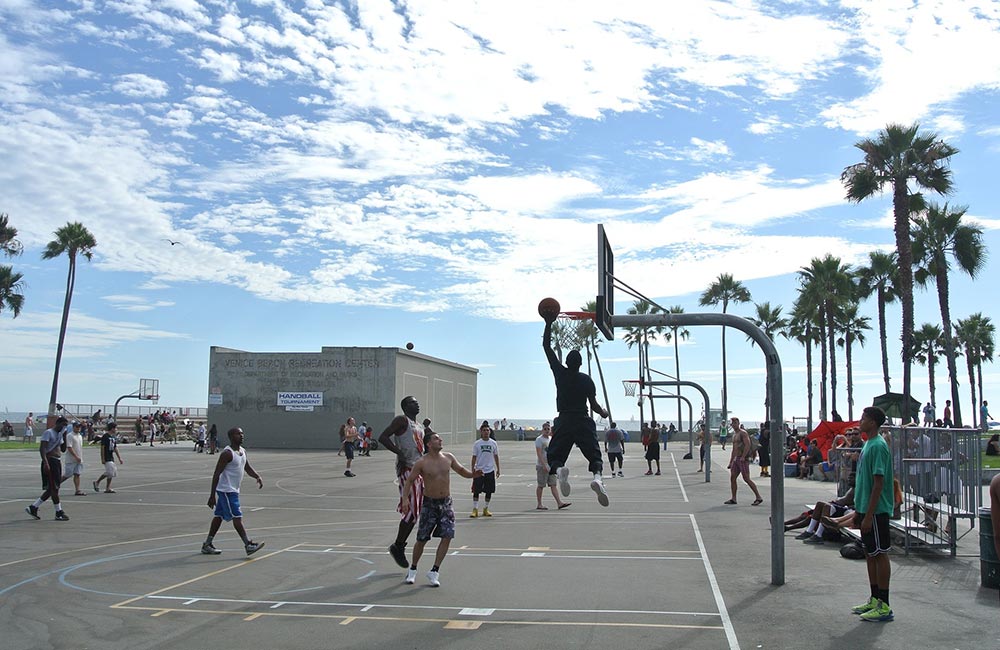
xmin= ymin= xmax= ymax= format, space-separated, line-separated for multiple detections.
xmin=849 ymin=406 xmax=895 ymax=622
xmin=535 ymin=422 xmax=570 ymax=510
xmin=201 ymin=427 xmax=264 ymax=556
xmin=380 ymin=396 xmax=426 ymax=570
xmin=93 ymin=422 xmax=124 ymax=493
xmin=605 ymin=422 xmax=625 ymax=477
xmin=25 ymin=416 xmax=70 ymax=521
xmin=541 ymin=309 xmax=611 ymax=506
xmin=470 ymin=422 xmax=500 ymax=517
xmin=724 ymin=417 xmax=763 ymax=506
xmin=24 ymin=412 xmax=34 ymax=443
xmin=644 ymin=421 xmax=661 ymax=476
xmin=342 ymin=417 xmax=358 ymax=477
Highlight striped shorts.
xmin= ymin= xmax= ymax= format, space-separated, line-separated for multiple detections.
xmin=397 ymin=467 xmax=424 ymax=524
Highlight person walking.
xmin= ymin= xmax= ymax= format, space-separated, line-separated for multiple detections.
xmin=604 ymin=422 xmax=625 ymax=478
xmin=757 ymin=422 xmax=771 ymax=477
xmin=25 ymin=416 xmax=70 ymax=520
xmin=470 ymin=422 xmax=500 ymax=517
xmin=697 ymin=423 xmax=712 ymax=473
xmin=535 ymin=422 xmax=570 ymax=510
xmin=982 ymin=401 xmax=994 ymax=432
xmin=942 ymin=400 xmax=953 ymax=428
xmin=201 ymin=427 xmax=265 ymax=556
xmin=379 ymin=396 xmax=427 ymax=570
xmin=92 ymin=422 xmax=124 ymax=493
xmin=23 ymin=412 xmax=34 ymax=443
xmin=400 ymin=430 xmax=481 ymax=586
xmin=62 ymin=420 xmax=87 ymax=496
xmin=541 ymin=309 xmax=611 ymax=506
xmin=850 ymin=406 xmax=894 ymax=622
xmin=724 ymin=417 xmax=763 ymax=506
xmin=644 ymin=421 xmax=661 ymax=476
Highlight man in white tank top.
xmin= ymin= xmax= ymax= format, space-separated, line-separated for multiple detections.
xmin=379 ymin=396 xmax=426 ymax=570
xmin=201 ymin=427 xmax=265 ymax=556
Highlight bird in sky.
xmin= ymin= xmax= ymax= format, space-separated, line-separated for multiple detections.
xmin=164 ymin=238 xmax=181 ymax=246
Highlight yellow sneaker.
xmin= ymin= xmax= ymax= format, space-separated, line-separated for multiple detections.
xmin=483 ymin=508 xmax=492 ymax=517
xmin=470 ymin=508 xmax=478 ymax=518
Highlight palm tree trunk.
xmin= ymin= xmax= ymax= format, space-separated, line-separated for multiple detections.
xmin=645 ymin=333 xmax=657 ymax=424
xmin=878 ymin=287 xmax=891 ymax=393
xmin=818 ymin=314 xmax=828 ymax=420
xmin=827 ymin=302 xmax=838 ymax=417
xmin=935 ymin=268 xmax=962 ymax=427
xmin=928 ymin=355 xmax=936 ymax=406
xmin=894 ymin=182 xmax=915 ymax=424
xmin=805 ymin=328 xmax=814 ymax=434
xmin=48 ymin=255 xmax=76 ymax=417
xmin=977 ymin=362 xmax=985 ymax=427
xmin=846 ymin=334 xmax=855 ymax=421
xmin=966 ymin=355 xmax=978 ymax=428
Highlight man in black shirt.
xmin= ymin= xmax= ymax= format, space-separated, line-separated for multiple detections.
xmin=542 ymin=312 xmax=611 ymax=506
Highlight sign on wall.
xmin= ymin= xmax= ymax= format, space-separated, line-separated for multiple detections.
xmin=208 ymin=394 xmax=223 ymax=405
xmin=277 ymin=391 xmax=324 ymax=407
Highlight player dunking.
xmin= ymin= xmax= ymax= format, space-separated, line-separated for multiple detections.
xmin=541 ymin=308 xmax=611 ymax=506
xmin=379 ymin=395 xmax=426 ymax=570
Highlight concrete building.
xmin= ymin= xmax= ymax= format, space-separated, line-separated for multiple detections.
xmin=207 ymin=346 xmax=478 ymax=449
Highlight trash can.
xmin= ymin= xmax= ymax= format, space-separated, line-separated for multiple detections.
xmin=981 ymin=507 xmax=1000 ymax=589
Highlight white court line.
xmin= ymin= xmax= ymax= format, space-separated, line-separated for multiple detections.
xmin=689 ymin=514 xmax=741 ymax=650
xmin=670 ymin=453 xmax=689 ymax=503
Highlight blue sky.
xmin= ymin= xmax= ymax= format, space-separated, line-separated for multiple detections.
xmin=1 ymin=0 xmax=998 ymax=427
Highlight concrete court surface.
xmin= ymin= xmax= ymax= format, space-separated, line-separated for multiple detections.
xmin=1 ymin=439 xmax=998 ymax=650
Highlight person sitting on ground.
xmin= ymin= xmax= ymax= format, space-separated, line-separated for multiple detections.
xmin=987 ymin=433 xmax=1000 ymax=456
xmin=791 ymin=488 xmax=856 ymax=545
xmin=798 ymin=439 xmax=823 ymax=479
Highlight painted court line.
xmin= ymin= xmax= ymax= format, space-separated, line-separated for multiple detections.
xmin=690 ymin=514 xmax=741 ymax=650
xmin=670 ymin=452 xmax=690 ymax=503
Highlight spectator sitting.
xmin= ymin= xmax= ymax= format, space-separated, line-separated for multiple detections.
xmin=785 ymin=488 xmax=855 ymax=545
xmin=987 ymin=434 xmax=1000 ymax=456
xmin=798 ymin=439 xmax=823 ymax=479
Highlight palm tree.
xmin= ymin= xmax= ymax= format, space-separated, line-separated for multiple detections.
xmin=0 ymin=213 xmax=22 ymax=257
xmin=955 ymin=314 xmax=996 ymax=427
xmin=788 ymin=299 xmax=821 ymax=433
xmin=836 ymin=304 xmax=871 ymax=421
xmin=664 ymin=304 xmax=690 ymax=432
xmin=699 ymin=274 xmax=751 ymax=425
xmin=623 ymin=299 xmax=664 ymax=423
xmin=0 ymin=265 xmax=25 ymax=317
xmin=855 ymin=250 xmax=899 ymax=394
xmin=912 ymin=323 xmax=944 ymax=408
xmin=579 ymin=300 xmax=612 ymax=421
xmin=748 ymin=301 xmax=788 ymax=424
xmin=911 ymin=202 xmax=986 ymax=428
xmin=42 ymin=222 xmax=97 ymax=418
xmin=798 ymin=255 xmax=855 ymax=419
xmin=842 ymin=123 xmax=958 ymax=423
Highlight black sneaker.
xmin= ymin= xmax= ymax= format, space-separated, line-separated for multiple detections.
xmin=794 ymin=531 xmax=813 ymax=540
xmin=25 ymin=505 xmax=40 ymax=520
xmin=201 ymin=542 xmax=222 ymax=555
xmin=388 ymin=542 xmax=408 ymax=568
xmin=804 ymin=535 xmax=825 ymax=545
xmin=245 ymin=540 xmax=265 ymax=556
xmin=344 ymin=471 xmax=356 ymax=477
xmin=54 ymin=511 xmax=70 ymax=521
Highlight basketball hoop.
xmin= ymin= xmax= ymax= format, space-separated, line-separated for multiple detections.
xmin=559 ymin=311 xmax=596 ymax=321
xmin=622 ymin=380 xmax=640 ymax=397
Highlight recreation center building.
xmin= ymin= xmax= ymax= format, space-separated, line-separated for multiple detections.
xmin=207 ymin=346 xmax=478 ymax=449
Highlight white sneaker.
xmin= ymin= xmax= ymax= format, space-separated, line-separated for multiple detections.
xmin=591 ymin=476 xmax=610 ymax=507
xmin=557 ymin=466 xmax=571 ymax=497
xmin=405 ymin=568 xmax=417 ymax=584
xmin=426 ymin=570 xmax=440 ymax=587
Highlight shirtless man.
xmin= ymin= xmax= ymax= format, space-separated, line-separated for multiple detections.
xmin=724 ymin=417 xmax=763 ymax=506
xmin=380 ymin=396 xmax=427 ymax=570
xmin=343 ymin=417 xmax=358 ymax=477
xmin=400 ymin=430 xmax=481 ymax=586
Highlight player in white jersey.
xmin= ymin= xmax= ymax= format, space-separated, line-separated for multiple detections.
xmin=380 ymin=396 xmax=426 ymax=570
xmin=201 ymin=427 xmax=265 ymax=557
xmin=470 ymin=422 xmax=501 ymax=517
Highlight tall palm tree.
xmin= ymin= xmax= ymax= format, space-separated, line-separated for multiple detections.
xmin=788 ymin=298 xmax=820 ymax=433
xmin=664 ymin=304 xmax=690 ymax=432
xmin=912 ymin=323 xmax=944 ymax=408
xmin=836 ymin=304 xmax=871 ymax=421
xmin=912 ymin=202 xmax=986 ymax=428
xmin=798 ymin=255 xmax=855 ymax=419
xmin=0 ymin=265 xmax=25 ymax=317
xmin=579 ymin=300 xmax=612 ymax=421
xmin=42 ymin=222 xmax=97 ymax=418
xmin=747 ymin=301 xmax=788 ymax=424
xmin=955 ymin=314 xmax=996 ymax=427
xmin=855 ymin=250 xmax=899 ymax=394
xmin=0 ymin=213 xmax=22 ymax=257
xmin=842 ymin=123 xmax=958 ymax=423
xmin=699 ymin=274 xmax=751 ymax=425
xmin=623 ymin=299 xmax=664 ymax=423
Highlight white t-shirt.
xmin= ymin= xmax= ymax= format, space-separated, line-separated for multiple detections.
xmin=472 ymin=438 xmax=499 ymax=474
xmin=66 ymin=431 xmax=84 ymax=462
xmin=535 ymin=434 xmax=549 ymax=468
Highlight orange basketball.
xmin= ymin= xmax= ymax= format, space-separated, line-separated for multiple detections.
xmin=538 ymin=297 xmax=561 ymax=320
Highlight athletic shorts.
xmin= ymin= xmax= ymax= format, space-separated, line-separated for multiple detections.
xmin=397 ymin=467 xmax=423 ymax=524
xmin=103 ymin=461 xmax=118 ymax=478
xmin=856 ymin=511 xmax=891 ymax=556
xmin=645 ymin=445 xmax=660 ymax=461
xmin=63 ymin=459 xmax=84 ymax=477
xmin=416 ymin=496 xmax=456 ymax=542
xmin=829 ymin=502 xmax=849 ymax=518
xmin=730 ymin=457 xmax=751 ymax=479
xmin=607 ymin=452 xmax=623 ymax=465
xmin=344 ymin=441 xmax=355 ymax=460
xmin=41 ymin=457 xmax=62 ymax=490
xmin=536 ymin=466 xmax=556 ymax=488
xmin=472 ymin=471 xmax=496 ymax=495
xmin=214 ymin=491 xmax=242 ymax=521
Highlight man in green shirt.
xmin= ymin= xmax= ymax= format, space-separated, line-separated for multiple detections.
xmin=851 ymin=406 xmax=894 ymax=622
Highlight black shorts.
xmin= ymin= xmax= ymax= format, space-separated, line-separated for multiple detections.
xmin=856 ymin=512 xmax=891 ymax=556
xmin=343 ymin=441 xmax=354 ymax=460
xmin=607 ymin=452 xmax=623 ymax=465
xmin=41 ymin=457 xmax=62 ymax=490
xmin=472 ymin=471 xmax=496 ymax=495
xmin=645 ymin=444 xmax=660 ymax=461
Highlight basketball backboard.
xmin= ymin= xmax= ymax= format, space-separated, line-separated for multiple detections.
xmin=596 ymin=224 xmax=614 ymax=340
xmin=139 ymin=378 xmax=159 ymax=404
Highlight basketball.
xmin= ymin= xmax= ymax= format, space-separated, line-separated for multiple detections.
xmin=406 ymin=342 xmax=414 ymax=350
xmin=537 ymin=297 xmax=561 ymax=320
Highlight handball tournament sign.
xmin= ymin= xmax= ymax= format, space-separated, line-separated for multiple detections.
xmin=277 ymin=391 xmax=324 ymax=407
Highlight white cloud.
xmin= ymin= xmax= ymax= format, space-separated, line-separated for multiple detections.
xmin=101 ymin=294 xmax=176 ymax=312
xmin=112 ymin=73 xmax=169 ymax=98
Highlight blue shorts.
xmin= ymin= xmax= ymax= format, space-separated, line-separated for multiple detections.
xmin=214 ymin=491 xmax=242 ymax=521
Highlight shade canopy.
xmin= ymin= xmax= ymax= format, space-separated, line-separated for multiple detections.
xmin=871 ymin=392 xmax=921 ymax=422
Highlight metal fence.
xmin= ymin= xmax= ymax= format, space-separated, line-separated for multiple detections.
xmin=58 ymin=403 xmax=208 ymax=421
